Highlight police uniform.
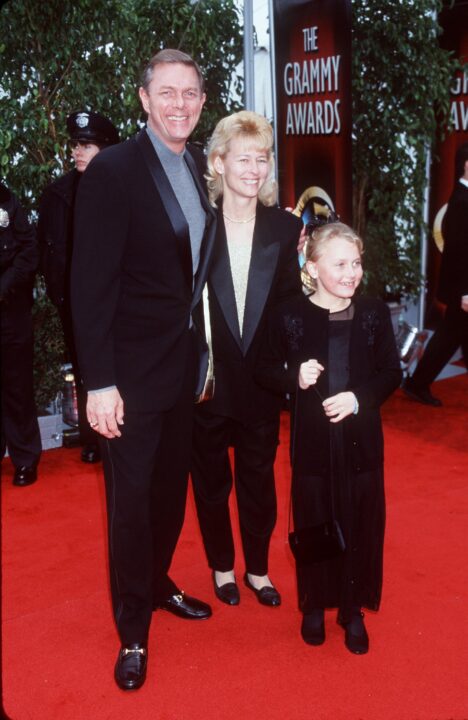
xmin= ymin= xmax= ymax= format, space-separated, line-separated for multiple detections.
xmin=0 ymin=183 xmax=42 ymax=485
xmin=37 ymin=111 xmax=119 ymax=462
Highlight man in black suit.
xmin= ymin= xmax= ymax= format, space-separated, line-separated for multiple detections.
xmin=403 ymin=142 xmax=468 ymax=406
xmin=71 ymin=49 xmax=216 ymax=690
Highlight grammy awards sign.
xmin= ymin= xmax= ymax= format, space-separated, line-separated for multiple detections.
xmin=271 ymin=0 xmax=352 ymax=227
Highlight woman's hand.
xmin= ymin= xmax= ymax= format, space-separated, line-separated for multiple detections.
xmin=298 ymin=359 xmax=324 ymax=389
xmin=322 ymin=391 xmax=357 ymax=423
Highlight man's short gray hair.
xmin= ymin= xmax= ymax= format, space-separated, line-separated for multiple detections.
xmin=141 ymin=49 xmax=205 ymax=93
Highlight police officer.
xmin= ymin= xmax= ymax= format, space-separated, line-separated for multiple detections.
xmin=37 ymin=111 xmax=119 ymax=462
xmin=1 ymin=182 xmax=42 ymax=486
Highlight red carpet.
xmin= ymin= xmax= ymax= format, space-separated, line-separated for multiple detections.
xmin=2 ymin=374 xmax=468 ymax=720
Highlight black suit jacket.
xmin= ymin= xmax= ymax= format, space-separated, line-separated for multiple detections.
xmin=37 ymin=169 xmax=79 ymax=308
xmin=439 ymin=181 xmax=468 ymax=305
xmin=195 ymin=203 xmax=302 ymax=424
xmin=71 ymin=130 xmax=216 ymax=412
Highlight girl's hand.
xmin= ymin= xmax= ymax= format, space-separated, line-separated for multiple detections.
xmin=298 ymin=359 xmax=325 ymax=390
xmin=322 ymin=391 xmax=357 ymax=423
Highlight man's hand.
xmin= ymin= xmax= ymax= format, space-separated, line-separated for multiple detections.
xmin=322 ymin=391 xmax=357 ymax=423
xmin=285 ymin=206 xmax=307 ymax=255
xmin=298 ymin=359 xmax=325 ymax=390
xmin=461 ymin=295 xmax=468 ymax=313
xmin=296 ymin=224 xmax=307 ymax=255
xmin=87 ymin=388 xmax=124 ymax=439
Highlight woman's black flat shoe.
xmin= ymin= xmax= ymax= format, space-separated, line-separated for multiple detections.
xmin=243 ymin=573 xmax=281 ymax=607
xmin=212 ymin=572 xmax=240 ymax=605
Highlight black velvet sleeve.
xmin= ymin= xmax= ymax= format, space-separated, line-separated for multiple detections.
xmin=351 ymin=299 xmax=402 ymax=410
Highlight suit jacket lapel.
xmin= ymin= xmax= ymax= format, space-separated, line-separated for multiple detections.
xmin=242 ymin=204 xmax=280 ymax=355
xmin=136 ymin=129 xmax=192 ymax=290
xmin=184 ymin=147 xmax=217 ymax=311
xmin=210 ymin=213 xmax=242 ymax=347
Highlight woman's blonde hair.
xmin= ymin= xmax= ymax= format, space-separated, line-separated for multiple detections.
xmin=301 ymin=222 xmax=364 ymax=292
xmin=205 ymin=111 xmax=277 ymax=207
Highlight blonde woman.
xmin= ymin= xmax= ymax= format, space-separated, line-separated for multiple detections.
xmin=191 ymin=111 xmax=302 ymax=607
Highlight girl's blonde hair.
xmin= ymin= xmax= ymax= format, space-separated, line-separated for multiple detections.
xmin=301 ymin=222 xmax=364 ymax=291
xmin=205 ymin=111 xmax=277 ymax=207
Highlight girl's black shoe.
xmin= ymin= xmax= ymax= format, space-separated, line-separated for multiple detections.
xmin=301 ymin=609 xmax=325 ymax=645
xmin=338 ymin=610 xmax=369 ymax=654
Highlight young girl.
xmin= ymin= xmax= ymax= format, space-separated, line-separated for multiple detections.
xmin=257 ymin=222 xmax=401 ymax=653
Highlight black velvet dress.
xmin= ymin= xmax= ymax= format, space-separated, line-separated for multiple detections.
xmin=257 ymin=293 xmax=402 ymax=616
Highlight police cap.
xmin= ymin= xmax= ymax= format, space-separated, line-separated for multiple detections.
xmin=66 ymin=111 xmax=119 ymax=147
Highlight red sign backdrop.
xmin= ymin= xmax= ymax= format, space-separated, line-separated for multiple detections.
xmin=427 ymin=0 xmax=468 ymax=323
xmin=272 ymin=0 xmax=352 ymax=226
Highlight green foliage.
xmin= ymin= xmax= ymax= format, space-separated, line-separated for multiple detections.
xmin=352 ymin=0 xmax=460 ymax=299
xmin=0 ymin=0 xmax=243 ymax=213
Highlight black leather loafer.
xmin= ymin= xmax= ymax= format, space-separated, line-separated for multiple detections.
xmin=13 ymin=465 xmax=38 ymax=487
xmin=114 ymin=643 xmax=147 ymax=690
xmin=301 ymin=610 xmax=325 ymax=645
xmin=338 ymin=611 xmax=369 ymax=655
xmin=402 ymin=379 xmax=442 ymax=407
xmin=157 ymin=591 xmax=212 ymax=619
xmin=243 ymin=573 xmax=281 ymax=607
xmin=212 ymin=572 xmax=240 ymax=606
xmin=81 ymin=443 xmax=101 ymax=463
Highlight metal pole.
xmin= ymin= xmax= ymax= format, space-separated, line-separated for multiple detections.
xmin=243 ymin=0 xmax=255 ymax=110
xmin=418 ymin=8 xmax=438 ymax=331
xmin=267 ymin=0 xmax=279 ymax=184
xmin=418 ymin=144 xmax=432 ymax=330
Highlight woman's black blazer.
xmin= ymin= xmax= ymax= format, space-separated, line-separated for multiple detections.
xmin=196 ymin=202 xmax=302 ymax=424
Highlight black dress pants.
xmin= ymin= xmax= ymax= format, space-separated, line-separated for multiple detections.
xmin=100 ymin=353 xmax=196 ymax=646
xmin=191 ymin=410 xmax=279 ymax=577
xmin=411 ymin=303 xmax=468 ymax=388
xmin=1 ymin=295 xmax=42 ymax=468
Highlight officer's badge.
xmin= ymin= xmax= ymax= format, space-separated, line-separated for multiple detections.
xmin=0 ymin=208 xmax=9 ymax=228
xmin=76 ymin=113 xmax=90 ymax=128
